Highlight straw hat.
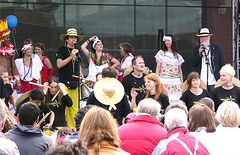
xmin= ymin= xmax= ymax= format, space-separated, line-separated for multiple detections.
xmin=60 ymin=28 xmax=84 ymax=42
xmin=94 ymin=78 xmax=124 ymax=111
xmin=181 ymin=79 xmax=207 ymax=94
xmin=15 ymin=91 xmax=31 ymax=108
xmin=214 ymin=77 xmax=240 ymax=88
xmin=196 ymin=28 xmax=213 ymax=37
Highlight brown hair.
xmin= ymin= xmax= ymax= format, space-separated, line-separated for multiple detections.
xmin=161 ymin=34 xmax=181 ymax=59
xmin=187 ymin=72 xmax=200 ymax=89
xmin=102 ymin=67 xmax=118 ymax=78
xmin=131 ymin=55 xmax=143 ymax=66
xmin=188 ymin=104 xmax=216 ymax=133
xmin=35 ymin=43 xmax=46 ymax=53
xmin=57 ymin=127 xmax=75 ymax=139
xmin=199 ymin=97 xmax=214 ymax=111
xmin=45 ymin=76 xmax=63 ymax=105
xmin=144 ymin=73 xmax=163 ymax=100
xmin=24 ymin=39 xmax=33 ymax=45
xmin=79 ymin=106 xmax=120 ymax=155
xmin=119 ymin=42 xmax=132 ymax=54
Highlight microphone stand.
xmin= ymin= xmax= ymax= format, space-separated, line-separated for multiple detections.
xmin=202 ymin=48 xmax=209 ymax=90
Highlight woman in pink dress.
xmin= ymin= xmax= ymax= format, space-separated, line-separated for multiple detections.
xmin=34 ymin=43 xmax=54 ymax=84
xmin=155 ymin=34 xmax=184 ymax=104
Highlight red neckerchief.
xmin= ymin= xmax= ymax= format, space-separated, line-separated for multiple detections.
xmin=120 ymin=53 xmax=130 ymax=68
xmin=0 ymin=42 xmax=15 ymax=56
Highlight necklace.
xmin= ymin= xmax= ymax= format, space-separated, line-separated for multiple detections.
xmin=190 ymin=88 xmax=203 ymax=96
xmin=67 ymin=47 xmax=76 ymax=74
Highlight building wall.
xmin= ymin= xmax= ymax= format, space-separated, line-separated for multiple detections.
xmin=0 ymin=0 xmax=232 ymax=80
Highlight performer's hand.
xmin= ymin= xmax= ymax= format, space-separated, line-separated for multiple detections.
xmin=130 ymin=88 xmax=138 ymax=99
xmin=58 ymin=83 xmax=67 ymax=95
xmin=16 ymin=82 xmax=22 ymax=94
xmin=71 ymin=49 xmax=79 ymax=58
xmin=43 ymin=82 xmax=49 ymax=94
xmin=79 ymin=73 xmax=84 ymax=80
xmin=89 ymin=36 xmax=98 ymax=41
xmin=43 ymin=123 xmax=52 ymax=130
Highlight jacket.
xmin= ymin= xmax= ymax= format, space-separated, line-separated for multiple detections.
xmin=152 ymin=127 xmax=210 ymax=155
xmin=192 ymin=43 xmax=225 ymax=81
xmin=88 ymin=141 xmax=130 ymax=155
xmin=0 ymin=132 xmax=19 ymax=155
xmin=6 ymin=124 xmax=52 ymax=155
xmin=118 ymin=115 xmax=167 ymax=155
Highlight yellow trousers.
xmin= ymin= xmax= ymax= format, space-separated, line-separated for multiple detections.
xmin=64 ymin=85 xmax=79 ymax=129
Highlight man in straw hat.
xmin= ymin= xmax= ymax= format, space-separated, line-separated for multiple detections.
xmin=192 ymin=28 xmax=225 ymax=94
xmin=87 ymin=67 xmax=130 ymax=125
xmin=56 ymin=28 xmax=84 ymax=129
xmin=0 ymin=19 xmax=21 ymax=93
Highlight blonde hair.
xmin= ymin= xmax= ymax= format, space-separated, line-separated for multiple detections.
xmin=220 ymin=64 xmax=235 ymax=76
xmin=216 ymin=101 xmax=240 ymax=127
xmin=144 ymin=73 xmax=163 ymax=100
xmin=79 ymin=106 xmax=120 ymax=155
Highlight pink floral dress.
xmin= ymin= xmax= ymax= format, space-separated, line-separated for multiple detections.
xmin=155 ymin=50 xmax=184 ymax=103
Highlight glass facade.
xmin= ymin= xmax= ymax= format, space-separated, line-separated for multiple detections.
xmin=0 ymin=0 xmax=232 ymax=79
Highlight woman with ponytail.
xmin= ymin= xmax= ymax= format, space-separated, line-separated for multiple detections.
xmin=79 ymin=106 xmax=129 ymax=155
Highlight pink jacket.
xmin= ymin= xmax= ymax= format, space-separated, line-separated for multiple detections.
xmin=152 ymin=127 xmax=210 ymax=155
xmin=118 ymin=115 xmax=167 ymax=155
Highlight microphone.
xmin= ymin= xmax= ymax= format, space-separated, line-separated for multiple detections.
xmin=201 ymin=42 xmax=207 ymax=49
xmin=73 ymin=42 xmax=77 ymax=49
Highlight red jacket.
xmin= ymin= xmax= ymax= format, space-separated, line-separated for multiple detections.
xmin=118 ymin=115 xmax=167 ymax=155
xmin=152 ymin=127 xmax=210 ymax=155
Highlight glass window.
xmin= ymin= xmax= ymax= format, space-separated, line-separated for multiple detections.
xmin=65 ymin=0 xmax=134 ymax=5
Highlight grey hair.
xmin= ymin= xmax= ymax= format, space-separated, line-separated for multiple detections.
xmin=0 ymin=100 xmax=6 ymax=128
xmin=137 ymin=98 xmax=161 ymax=118
xmin=165 ymin=108 xmax=188 ymax=131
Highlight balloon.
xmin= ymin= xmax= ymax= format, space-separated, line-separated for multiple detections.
xmin=6 ymin=15 xmax=18 ymax=29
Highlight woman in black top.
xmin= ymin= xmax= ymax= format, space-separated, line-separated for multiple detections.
xmin=43 ymin=76 xmax=73 ymax=129
xmin=180 ymin=72 xmax=211 ymax=110
xmin=131 ymin=73 xmax=169 ymax=113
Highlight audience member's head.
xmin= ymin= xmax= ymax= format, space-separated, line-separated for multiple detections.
xmin=45 ymin=140 xmax=88 ymax=155
xmin=74 ymin=105 xmax=93 ymax=131
xmin=29 ymin=88 xmax=45 ymax=106
xmin=216 ymin=101 xmax=240 ymax=127
xmin=0 ymin=100 xmax=6 ymax=131
xmin=165 ymin=103 xmax=188 ymax=115
xmin=220 ymin=64 xmax=235 ymax=77
xmin=188 ymin=104 xmax=216 ymax=133
xmin=0 ymin=66 xmax=9 ymax=84
xmin=79 ymin=106 xmax=120 ymax=154
xmin=18 ymin=102 xmax=40 ymax=126
xmin=187 ymin=72 xmax=200 ymax=89
xmin=199 ymin=97 xmax=215 ymax=112
xmin=57 ymin=127 xmax=75 ymax=139
xmin=96 ymin=72 xmax=102 ymax=82
xmin=144 ymin=73 xmax=164 ymax=100
xmin=102 ymin=67 xmax=118 ymax=78
xmin=124 ymin=113 xmax=136 ymax=124
xmin=165 ymin=108 xmax=188 ymax=131
xmin=132 ymin=55 xmax=143 ymax=66
xmin=137 ymin=98 xmax=161 ymax=119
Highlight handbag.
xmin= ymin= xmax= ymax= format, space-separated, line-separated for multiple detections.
xmin=66 ymin=80 xmax=79 ymax=89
